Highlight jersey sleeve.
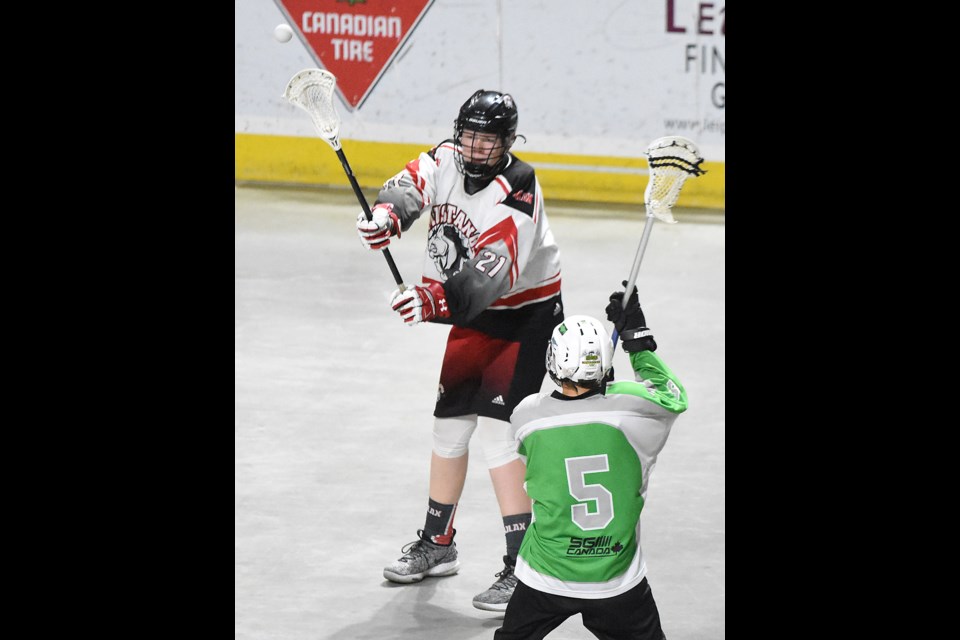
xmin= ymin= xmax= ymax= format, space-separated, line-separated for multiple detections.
xmin=605 ymin=351 xmax=688 ymax=414
xmin=509 ymin=392 xmax=542 ymax=464
xmin=374 ymin=142 xmax=446 ymax=232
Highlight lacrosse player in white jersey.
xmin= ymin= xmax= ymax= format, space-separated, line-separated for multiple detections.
xmin=356 ymin=89 xmax=563 ymax=611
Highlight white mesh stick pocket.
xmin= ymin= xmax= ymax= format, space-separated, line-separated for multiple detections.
xmin=644 ymin=136 xmax=706 ymax=223
xmin=282 ymin=69 xmax=342 ymax=150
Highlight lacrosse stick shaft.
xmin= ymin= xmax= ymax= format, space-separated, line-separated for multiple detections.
xmin=612 ymin=213 xmax=655 ymax=348
xmin=283 ymin=68 xmax=406 ymax=290
xmin=334 ymin=148 xmax=406 ymax=289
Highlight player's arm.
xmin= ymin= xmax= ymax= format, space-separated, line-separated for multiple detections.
xmin=390 ymin=212 xmax=525 ymax=326
xmin=622 ymin=351 xmax=688 ymax=413
xmin=605 ymin=284 xmax=688 ymax=413
xmin=357 ymin=144 xmax=444 ymax=250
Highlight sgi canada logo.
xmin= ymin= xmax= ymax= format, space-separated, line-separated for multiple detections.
xmin=566 ymin=535 xmax=623 ymax=556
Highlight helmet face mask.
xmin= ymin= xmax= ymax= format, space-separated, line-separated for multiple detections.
xmin=454 ymin=90 xmax=518 ymax=180
xmin=546 ymin=316 xmax=614 ymax=390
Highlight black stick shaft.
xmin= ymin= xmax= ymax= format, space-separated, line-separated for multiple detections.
xmin=335 ymin=148 xmax=405 ymax=287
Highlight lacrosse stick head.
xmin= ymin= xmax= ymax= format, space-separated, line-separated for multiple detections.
xmin=644 ymin=135 xmax=706 ymax=223
xmin=283 ymin=68 xmax=342 ymax=150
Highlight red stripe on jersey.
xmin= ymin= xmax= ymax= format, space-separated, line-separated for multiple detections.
xmin=490 ymin=277 xmax=562 ymax=308
xmin=494 ymin=176 xmax=510 ymax=197
xmin=474 ymin=217 xmax=519 ymax=286
xmin=404 ymin=157 xmax=427 ymax=207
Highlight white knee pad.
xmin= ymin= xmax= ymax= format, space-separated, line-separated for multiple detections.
xmin=477 ymin=416 xmax=521 ymax=469
xmin=433 ymin=415 xmax=477 ymax=458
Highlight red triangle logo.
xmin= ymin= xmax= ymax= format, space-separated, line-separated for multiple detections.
xmin=276 ymin=0 xmax=436 ymax=111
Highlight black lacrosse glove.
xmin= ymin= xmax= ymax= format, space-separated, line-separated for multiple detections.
xmin=605 ymin=281 xmax=657 ymax=353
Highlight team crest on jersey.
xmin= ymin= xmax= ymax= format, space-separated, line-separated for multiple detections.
xmin=428 ymin=204 xmax=480 ymax=280
xmin=427 ymin=224 xmax=470 ymax=279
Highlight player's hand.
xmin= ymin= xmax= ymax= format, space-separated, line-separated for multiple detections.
xmin=606 ymin=281 xmax=645 ymax=333
xmin=606 ymin=281 xmax=657 ymax=352
xmin=357 ymin=203 xmax=401 ymax=251
xmin=390 ymin=282 xmax=451 ymax=325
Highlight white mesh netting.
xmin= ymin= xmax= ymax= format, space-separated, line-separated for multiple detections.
xmin=283 ymin=69 xmax=342 ymax=150
xmin=644 ymin=136 xmax=706 ymax=222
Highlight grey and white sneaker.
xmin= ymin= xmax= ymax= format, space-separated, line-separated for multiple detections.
xmin=472 ymin=556 xmax=518 ymax=611
xmin=383 ymin=529 xmax=460 ymax=583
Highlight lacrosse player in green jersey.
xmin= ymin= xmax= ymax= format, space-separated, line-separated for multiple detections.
xmin=494 ymin=285 xmax=687 ymax=640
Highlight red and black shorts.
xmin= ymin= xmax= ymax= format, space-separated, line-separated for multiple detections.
xmin=435 ymin=295 xmax=563 ymax=422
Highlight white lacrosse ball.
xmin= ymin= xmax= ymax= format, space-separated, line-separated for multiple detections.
xmin=273 ymin=24 xmax=294 ymax=43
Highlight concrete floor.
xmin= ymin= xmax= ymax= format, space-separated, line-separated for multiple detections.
xmin=235 ymin=184 xmax=725 ymax=639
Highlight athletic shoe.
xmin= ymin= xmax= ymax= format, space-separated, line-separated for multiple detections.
xmin=383 ymin=529 xmax=460 ymax=583
xmin=471 ymin=556 xmax=518 ymax=611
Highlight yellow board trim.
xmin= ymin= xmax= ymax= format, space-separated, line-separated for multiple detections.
xmin=235 ymin=133 xmax=724 ymax=209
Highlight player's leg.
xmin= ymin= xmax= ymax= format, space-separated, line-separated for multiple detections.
xmin=382 ymin=418 xmax=476 ymax=583
xmin=472 ymin=416 xmax=529 ymax=610
xmin=493 ymin=580 xmax=573 ymax=640
xmin=484 ymin=295 xmax=563 ymax=536
xmin=428 ymin=449 xmax=469 ymax=505
xmin=424 ymin=414 xmax=476 ymax=542
xmin=488 ymin=454 xmax=529 ymax=515
xmin=384 ymin=327 xmax=483 ymax=584
xmin=471 ymin=343 xmax=527 ymax=612
xmin=580 ymin=577 xmax=667 ymax=640
xmin=428 ymin=326 xmax=487 ymax=540
xmin=474 ymin=298 xmax=562 ymax=609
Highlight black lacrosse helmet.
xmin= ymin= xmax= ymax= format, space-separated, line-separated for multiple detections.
xmin=453 ymin=90 xmax=519 ymax=180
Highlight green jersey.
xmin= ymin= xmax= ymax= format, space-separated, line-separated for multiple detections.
xmin=509 ymin=350 xmax=687 ymax=599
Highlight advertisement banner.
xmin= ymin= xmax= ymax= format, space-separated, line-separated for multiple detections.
xmin=275 ymin=0 xmax=436 ymax=109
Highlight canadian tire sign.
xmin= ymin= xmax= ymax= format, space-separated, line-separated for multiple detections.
xmin=275 ymin=0 xmax=436 ymax=110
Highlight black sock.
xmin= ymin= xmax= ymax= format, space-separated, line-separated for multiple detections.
xmin=423 ymin=498 xmax=457 ymax=545
xmin=503 ymin=513 xmax=531 ymax=564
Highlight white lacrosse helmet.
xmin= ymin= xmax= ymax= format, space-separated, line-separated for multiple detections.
xmin=546 ymin=315 xmax=614 ymax=389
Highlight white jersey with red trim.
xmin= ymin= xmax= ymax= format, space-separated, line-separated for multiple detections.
xmin=376 ymin=140 xmax=562 ymax=325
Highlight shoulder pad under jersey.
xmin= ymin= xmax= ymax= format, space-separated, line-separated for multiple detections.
xmin=500 ymin=156 xmax=537 ymax=218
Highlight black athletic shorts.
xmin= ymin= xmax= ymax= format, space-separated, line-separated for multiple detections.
xmin=434 ymin=295 xmax=563 ymax=422
xmin=494 ymin=576 xmax=666 ymax=640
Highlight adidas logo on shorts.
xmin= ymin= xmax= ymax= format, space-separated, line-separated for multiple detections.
xmin=491 ymin=395 xmax=505 ymax=405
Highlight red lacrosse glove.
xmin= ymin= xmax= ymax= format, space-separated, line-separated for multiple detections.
xmin=357 ymin=203 xmax=401 ymax=251
xmin=390 ymin=282 xmax=451 ymax=325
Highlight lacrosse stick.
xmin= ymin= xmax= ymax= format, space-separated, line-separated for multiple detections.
xmin=283 ymin=68 xmax=406 ymax=289
xmin=612 ymin=135 xmax=705 ymax=347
